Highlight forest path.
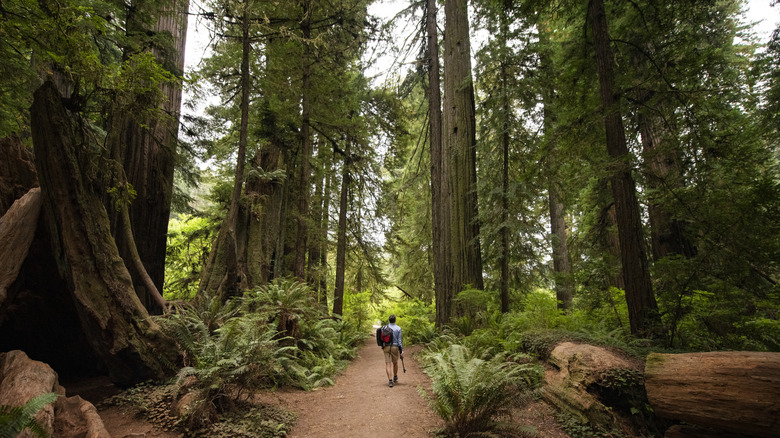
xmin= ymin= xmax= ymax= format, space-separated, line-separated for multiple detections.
xmin=267 ymin=336 xmax=443 ymax=437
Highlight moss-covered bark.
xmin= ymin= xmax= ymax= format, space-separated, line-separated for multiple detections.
xmin=31 ymin=80 xmax=177 ymax=385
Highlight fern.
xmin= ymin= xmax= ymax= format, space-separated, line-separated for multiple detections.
xmin=419 ymin=344 xmax=542 ymax=437
xmin=0 ymin=393 xmax=58 ymax=438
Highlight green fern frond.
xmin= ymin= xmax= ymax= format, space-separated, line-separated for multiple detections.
xmin=0 ymin=392 xmax=58 ymax=438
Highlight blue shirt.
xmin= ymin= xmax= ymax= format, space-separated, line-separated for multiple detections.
xmin=389 ymin=322 xmax=403 ymax=348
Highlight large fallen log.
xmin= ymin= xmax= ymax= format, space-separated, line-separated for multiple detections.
xmin=0 ymin=188 xmax=41 ymax=310
xmin=644 ymin=352 xmax=780 ymax=438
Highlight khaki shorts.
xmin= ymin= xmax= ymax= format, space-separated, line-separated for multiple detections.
xmin=383 ymin=345 xmax=399 ymax=364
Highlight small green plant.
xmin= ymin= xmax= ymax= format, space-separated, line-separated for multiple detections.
xmin=0 ymin=392 xmax=58 ymax=438
xmin=244 ymin=278 xmax=319 ymax=340
xmin=419 ymin=343 xmax=542 ymax=437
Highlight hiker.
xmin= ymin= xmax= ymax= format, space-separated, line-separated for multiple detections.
xmin=379 ymin=314 xmax=403 ymax=387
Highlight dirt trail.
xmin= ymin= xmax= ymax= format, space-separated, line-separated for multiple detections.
xmin=269 ymin=336 xmax=443 ymax=437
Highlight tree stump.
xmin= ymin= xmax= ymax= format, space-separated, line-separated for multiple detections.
xmin=645 ymin=352 xmax=780 ymax=438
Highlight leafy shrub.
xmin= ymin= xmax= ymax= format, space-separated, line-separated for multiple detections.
xmin=155 ymin=281 xmax=360 ymax=430
xmin=342 ymin=290 xmax=373 ymax=332
xmin=418 ymin=343 xmax=542 ymax=437
xmin=243 ymin=278 xmax=318 ymax=340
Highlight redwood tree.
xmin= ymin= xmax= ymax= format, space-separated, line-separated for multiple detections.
xmin=589 ymin=0 xmax=659 ymax=337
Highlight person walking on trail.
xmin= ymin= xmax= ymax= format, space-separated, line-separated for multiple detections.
xmin=380 ymin=314 xmax=403 ymax=387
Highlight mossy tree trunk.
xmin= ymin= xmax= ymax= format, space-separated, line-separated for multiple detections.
xmin=31 ymin=81 xmax=177 ymax=385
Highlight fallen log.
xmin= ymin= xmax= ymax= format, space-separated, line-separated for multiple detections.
xmin=645 ymin=352 xmax=780 ymax=438
xmin=0 ymin=188 xmax=41 ymax=309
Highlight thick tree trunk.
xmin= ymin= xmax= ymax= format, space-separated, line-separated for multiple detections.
xmin=114 ymin=0 xmax=189 ymax=313
xmin=645 ymin=352 xmax=780 ymax=438
xmin=245 ymin=148 xmax=286 ymax=287
xmin=589 ymin=0 xmax=658 ymax=337
xmin=31 ymin=81 xmax=177 ymax=385
xmin=549 ymin=184 xmax=573 ymax=309
xmin=539 ymin=26 xmax=574 ymax=310
xmin=332 ymin=150 xmax=350 ymax=317
xmin=427 ymin=0 xmax=452 ymax=327
xmin=444 ymin=0 xmax=484 ymax=301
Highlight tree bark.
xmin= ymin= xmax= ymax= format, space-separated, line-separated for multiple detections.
xmin=499 ymin=0 xmax=511 ymax=314
xmin=0 ymin=137 xmax=38 ymax=215
xmin=645 ymin=352 xmax=780 ymax=438
xmin=539 ymin=25 xmax=574 ymax=310
xmin=31 ymin=81 xmax=177 ymax=385
xmin=0 ymin=188 xmax=42 ymax=308
xmin=114 ymin=0 xmax=189 ymax=313
xmin=427 ymin=0 xmax=453 ymax=327
xmin=332 ymin=148 xmax=350 ymax=317
xmin=589 ymin=0 xmax=658 ymax=337
xmin=443 ymin=0 xmax=484 ymax=312
xmin=444 ymin=0 xmax=484 ymax=301
xmin=319 ymin=170 xmax=331 ymax=309
xmin=200 ymin=0 xmax=252 ymax=301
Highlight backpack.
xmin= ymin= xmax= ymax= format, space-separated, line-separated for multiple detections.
xmin=376 ymin=325 xmax=393 ymax=347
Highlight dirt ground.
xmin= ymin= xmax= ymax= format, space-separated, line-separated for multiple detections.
xmin=71 ymin=337 xmax=571 ymax=437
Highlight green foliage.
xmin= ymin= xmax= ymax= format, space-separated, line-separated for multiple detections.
xmin=243 ymin=278 xmax=319 ymax=340
xmin=418 ymin=343 xmax=542 ymax=437
xmin=0 ymin=392 xmax=58 ymax=438
xmin=154 ymin=279 xmax=361 ymax=431
xmin=342 ymin=290 xmax=373 ymax=331
xmin=165 ymin=215 xmax=217 ymax=300
xmin=375 ymin=298 xmax=437 ymax=345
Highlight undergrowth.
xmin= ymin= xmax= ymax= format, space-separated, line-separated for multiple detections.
xmin=145 ymin=278 xmax=362 ymax=434
xmin=418 ymin=343 xmax=543 ymax=437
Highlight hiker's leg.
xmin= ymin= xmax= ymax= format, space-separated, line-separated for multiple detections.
xmin=384 ymin=346 xmax=393 ymax=380
xmin=391 ymin=346 xmax=399 ymax=378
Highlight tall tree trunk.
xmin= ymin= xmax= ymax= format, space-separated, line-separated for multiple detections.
xmin=638 ymin=102 xmax=694 ymax=260
xmin=319 ymin=170 xmax=332 ymax=309
xmin=427 ymin=0 xmax=453 ymax=327
xmin=199 ymin=0 xmax=251 ymax=301
xmin=444 ymin=0 xmax=484 ymax=302
xmin=308 ymin=163 xmax=323 ymax=291
xmin=332 ymin=148 xmax=350 ymax=317
xmin=589 ymin=0 xmax=659 ymax=337
xmin=114 ymin=0 xmax=188 ymax=313
xmin=245 ymin=145 xmax=285 ymax=286
xmin=295 ymin=0 xmax=312 ymax=280
xmin=539 ymin=26 xmax=574 ymax=310
xmin=498 ymin=0 xmax=511 ymax=313
xmin=31 ymin=81 xmax=177 ymax=385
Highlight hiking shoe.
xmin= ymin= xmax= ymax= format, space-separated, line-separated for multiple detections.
xmin=393 ymin=375 xmax=398 ymax=382
xmin=389 ymin=380 xmax=394 ymax=388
